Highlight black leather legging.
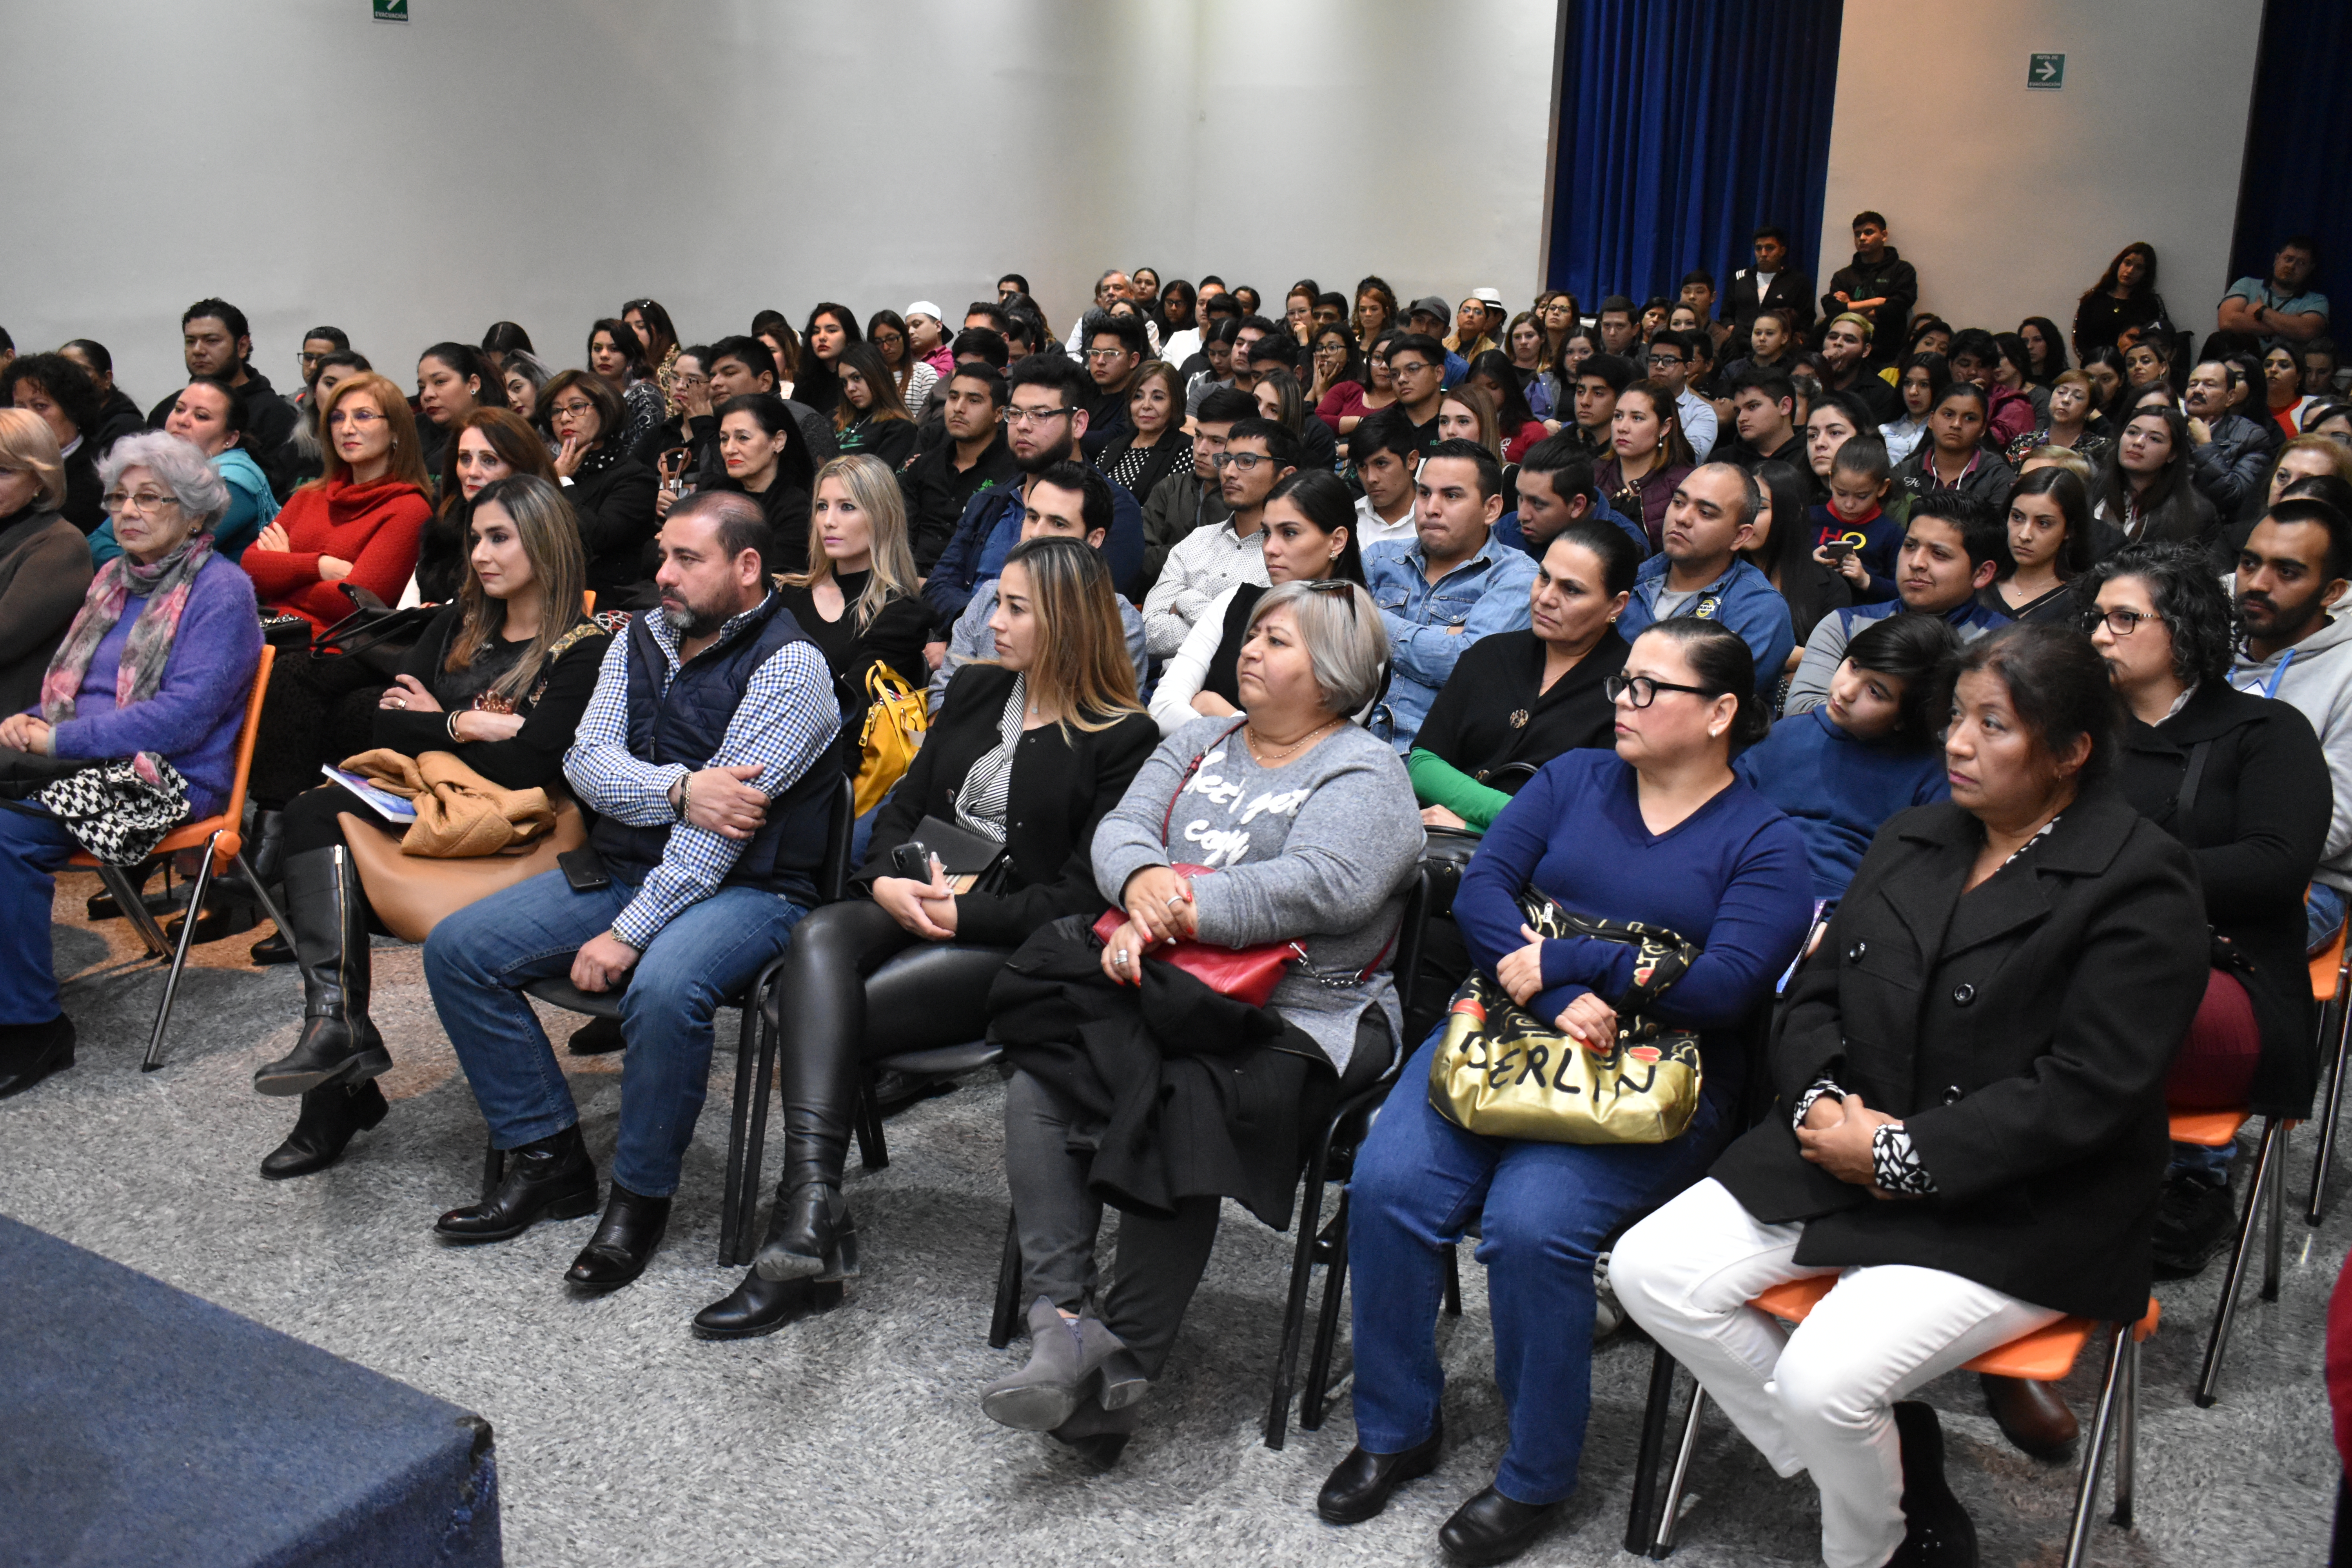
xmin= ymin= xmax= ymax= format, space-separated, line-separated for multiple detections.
xmin=774 ymin=898 xmax=1013 ymax=1191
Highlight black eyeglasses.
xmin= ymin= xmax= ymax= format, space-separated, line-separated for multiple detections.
xmin=1605 ymin=674 xmax=1719 ymax=708
xmin=1301 ymin=578 xmax=1361 ymax=621
xmin=2082 ymin=607 xmax=2154 ymax=637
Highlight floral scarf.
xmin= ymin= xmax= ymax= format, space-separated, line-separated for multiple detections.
xmin=41 ymin=530 xmax=216 ymax=725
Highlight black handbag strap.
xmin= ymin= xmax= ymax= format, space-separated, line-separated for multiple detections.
xmin=2173 ymin=739 xmax=2214 ymax=828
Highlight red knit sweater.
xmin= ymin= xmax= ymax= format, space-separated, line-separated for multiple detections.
xmin=241 ymin=475 xmax=429 ymax=631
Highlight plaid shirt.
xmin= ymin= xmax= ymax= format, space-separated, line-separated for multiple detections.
xmin=563 ymin=596 xmax=840 ymax=948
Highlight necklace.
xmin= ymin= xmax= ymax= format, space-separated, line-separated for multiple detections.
xmin=1245 ymin=717 xmax=1339 ymax=763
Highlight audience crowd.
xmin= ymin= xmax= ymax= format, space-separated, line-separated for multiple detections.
xmin=2 ymin=222 xmax=2347 ymax=1565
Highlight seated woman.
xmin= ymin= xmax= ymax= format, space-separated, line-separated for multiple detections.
xmin=2 ymin=352 xmax=107 ymax=534
xmin=1878 ymin=350 xmax=1948 ymax=469
xmin=978 ymin=577 xmax=1418 ymax=1465
xmin=1735 ymin=611 xmax=1955 ymax=902
xmin=0 ymin=431 xmax=263 ymax=1098
xmin=1096 ymin=363 xmax=1192 ymax=506
xmin=586 ymin=318 xmax=664 ymax=455
xmin=416 ymin=409 xmax=558 ymax=605
xmin=246 ymin=475 xmax=606 ymax=1175
xmin=0 ymin=412 xmax=98 ymax=714
xmin=690 ymin=537 xmax=1156 ymax=1338
xmin=1595 ymin=380 xmax=1696 ymax=550
xmin=1982 ymin=466 xmax=2100 ymax=623
xmin=1323 ymin=619 xmax=1808 ymax=1563
xmin=1741 ymin=461 xmax=1852 ymax=680
xmin=1410 ymin=517 xmax=1637 ymax=832
xmin=864 ymin=309 xmax=937 ymax=418
xmin=703 ymin=393 xmax=817 ymax=574
xmin=412 ymin=343 xmax=508 ymax=475
xmin=1151 ymin=470 xmax=1362 ymax=734
xmin=1465 ymin=350 xmax=1553 ymax=462
xmin=533 ymin=370 xmax=658 ymax=601
xmin=1316 ymin=328 xmax=1401 ymax=437
xmin=241 ymin=372 xmax=433 ymax=839
xmin=1613 ymin=623 xmax=2209 ymax=1568
xmin=1252 ymin=364 xmax=1339 ymax=473
xmin=830 ymin=343 xmax=920 ymax=473
xmin=93 ymin=377 xmax=280 ymax=567
xmin=776 ymin=454 xmax=931 ymax=750
xmin=2091 ymin=403 xmax=2218 ymax=552
xmin=2004 ymin=368 xmax=2111 ymax=470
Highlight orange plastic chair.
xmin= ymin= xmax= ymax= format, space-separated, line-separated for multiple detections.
xmin=2306 ymin=926 xmax=2352 ymax=1223
xmin=65 ymin=643 xmax=289 ymax=1072
xmin=1640 ymin=1273 xmax=2158 ymax=1566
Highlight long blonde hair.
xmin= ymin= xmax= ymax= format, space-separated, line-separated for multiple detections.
xmin=790 ymin=455 xmax=918 ymax=632
xmin=995 ymin=536 xmax=1142 ymax=734
xmin=444 ymin=474 xmax=593 ymax=704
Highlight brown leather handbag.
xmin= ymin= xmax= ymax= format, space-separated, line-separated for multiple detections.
xmin=338 ymin=792 xmax=587 ymax=943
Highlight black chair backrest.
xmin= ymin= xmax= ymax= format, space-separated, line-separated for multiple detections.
xmin=1392 ymin=864 xmax=1433 ymax=1014
xmin=818 ymin=772 xmax=857 ymax=903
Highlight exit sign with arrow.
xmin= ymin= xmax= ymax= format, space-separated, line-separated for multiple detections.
xmin=2027 ymin=53 xmax=2064 ymax=89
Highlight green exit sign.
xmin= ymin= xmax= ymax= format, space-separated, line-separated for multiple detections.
xmin=373 ymin=0 xmax=408 ymax=20
xmin=2027 ymin=52 xmax=2064 ymax=89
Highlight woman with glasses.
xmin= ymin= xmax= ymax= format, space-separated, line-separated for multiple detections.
xmin=0 ymin=429 xmax=265 ymax=1100
xmin=585 ymin=318 xmax=663 ymax=457
xmin=1323 ymin=619 xmax=1808 ymax=1563
xmin=1096 ymin=363 xmax=1191 ymax=506
xmin=1306 ymin=322 xmax=1368 ymax=426
xmin=1314 ymin=327 xmax=1398 ymax=437
xmin=984 ymin=576 xmax=1418 ymax=1468
xmin=866 ymin=309 xmax=939 ymax=418
xmin=530 ymin=370 xmax=660 ymax=601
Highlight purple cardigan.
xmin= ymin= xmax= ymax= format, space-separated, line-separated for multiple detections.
xmin=41 ymin=555 xmax=262 ymax=819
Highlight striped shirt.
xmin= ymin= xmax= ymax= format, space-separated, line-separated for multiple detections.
xmin=563 ymin=596 xmax=841 ymax=948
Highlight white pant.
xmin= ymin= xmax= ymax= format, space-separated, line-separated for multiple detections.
xmin=1612 ymin=1179 xmax=2061 ymax=1568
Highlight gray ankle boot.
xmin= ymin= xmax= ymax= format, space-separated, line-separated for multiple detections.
xmin=981 ymin=1297 xmax=1135 ymax=1432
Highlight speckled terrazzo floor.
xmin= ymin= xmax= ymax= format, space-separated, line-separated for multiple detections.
xmin=3 ymin=876 xmax=2341 ymax=1567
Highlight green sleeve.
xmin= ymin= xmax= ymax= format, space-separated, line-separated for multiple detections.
xmin=1408 ymin=747 xmax=1513 ymax=832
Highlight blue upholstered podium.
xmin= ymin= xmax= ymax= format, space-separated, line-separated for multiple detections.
xmin=0 ymin=1215 xmax=501 ymax=1567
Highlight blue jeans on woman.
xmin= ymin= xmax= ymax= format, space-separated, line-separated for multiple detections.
xmin=0 ymin=805 xmax=80 ymax=1025
xmin=423 ymin=866 xmax=806 ymax=1198
xmin=1347 ymin=1029 xmax=1733 ymax=1504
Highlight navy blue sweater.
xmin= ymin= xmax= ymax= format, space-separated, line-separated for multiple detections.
xmin=1733 ymin=706 xmax=1950 ymax=899
xmin=1457 ymin=750 xmax=1811 ymax=1095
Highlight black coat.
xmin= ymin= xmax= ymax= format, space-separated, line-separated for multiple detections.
xmin=1710 ymin=782 xmax=2208 ymax=1321
xmin=566 ymin=450 xmax=659 ymax=597
xmin=898 ymin=434 xmax=1020 ymax=574
xmin=1721 ymin=267 xmax=1817 ymax=341
xmin=860 ymin=662 xmax=1157 ymax=949
xmin=2116 ymin=681 xmax=2330 ymax=1116
xmin=1413 ymin=627 xmax=1628 ymax=787
xmin=1822 ymin=247 xmax=1918 ymax=352
xmin=990 ymin=914 xmax=1335 ymax=1229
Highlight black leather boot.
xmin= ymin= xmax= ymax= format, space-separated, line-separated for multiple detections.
xmin=566 ymin=1185 xmax=672 ymax=1289
xmin=253 ymin=848 xmax=392 ymax=1096
xmin=436 ymin=1126 xmax=599 ymax=1241
xmin=260 ymin=1079 xmax=389 ymax=1179
xmin=1437 ymin=1486 xmax=1564 ymax=1565
xmin=691 ymin=1270 xmax=845 ymax=1339
xmin=1318 ymin=1419 xmax=1445 ymax=1524
xmin=0 ymin=1014 xmax=76 ymax=1098
xmin=751 ymin=1181 xmax=860 ymax=1282
xmin=1888 ymin=1401 xmax=1977 ymax=1566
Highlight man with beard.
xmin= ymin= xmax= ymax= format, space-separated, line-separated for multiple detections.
xmin=424 ymin=491 xmax=844 ymax=1292
xmin=921 ymin=354 xmax=1145 ymax=623
xmin=2232 ymin=497 xmax=2352 ymax=949
xmin=147 ymin=298 xmax=300 ymax=495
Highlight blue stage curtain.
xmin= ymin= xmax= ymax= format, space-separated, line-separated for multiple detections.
xmin=2228 ymin=0 xmax=2350 ymax=293
xmin=1547 ymin=0 xmax=1844 ymax=310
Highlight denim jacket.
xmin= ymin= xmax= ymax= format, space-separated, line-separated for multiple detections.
xmin=1362 ymin=530 xmax=1540 ymax=750
xmin=1618 ymin=555 xmax=1795 ymax=696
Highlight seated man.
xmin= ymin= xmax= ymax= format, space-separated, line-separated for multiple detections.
xmin=1364 ymin=438 xmax=1540 ymax=751
xmin=922 ymin=354 xmax=1145 ymax=622
xmin=1348 ymin=410 xmax=1423 ymax=551
xmin=2218 ymin=235 xmax=2328 ymax=349
xmin=1141 ymin=416 xmax=1292 ymax=657
xmin=1722 ymin=367 xmax=1806 ymax=471
xmin=1568 ymin=352 xmax=1635 ymax=459
xmin=1643 ymin=330 xmax=1717 ymax=462
xmin=1141 ymin=386 xmax=1247 ymax=586
xmin=1493 ymin=432 xmax=1648 ymax=559
xmin=1617 ymin=463 xmax=1794 ymax=694
xmin=424 ymin=492 xmax=843 ymax=1289
xmin=898 ymin=362 xmax=1015 ymax=574
xmin=1077 ymin=309 xmax=1147 ymax=459
xmin=1785 ymin=489 xmax=2011 ymax=713
xmin=929 ymin=461 xmax=1146 ymax=712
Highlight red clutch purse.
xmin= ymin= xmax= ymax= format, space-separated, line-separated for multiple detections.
xmin=1091 ymin=863 xmax=1307 ymax=1007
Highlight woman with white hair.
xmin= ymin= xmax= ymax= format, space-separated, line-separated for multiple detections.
xmin=0 ymin=410 xmax=97 ymax=713
xmin=0 ymin=430 xmax=263 ymax=1097
xmin=977 ymin=578 xmax=1422 ymax=1465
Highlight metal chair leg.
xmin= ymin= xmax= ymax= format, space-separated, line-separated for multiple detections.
xmin=2311 ymin=999 xmax=2352 ymax=1223
xmin=97 ymin=862 xmax=173 ymax=958
xmin=1300 ymin=1192 xmax=1351 ymax=1432
xmin=1443 ymin=1242 xmax=1463 ymax=1316
xmin=2197 ymin=1117 xmax=2282 ymax=1406
xmin=2264 ymin=1117 xmax=2287 ymax=1301
xmin=720 ymin=995 xmax=762 ymax=1268
xmin=229 ymin=851 xmax=292 ymax=944
xmin=1651 ymin=1382 xmax=1708 ymax=1557
xmin=987 ymin=1213 xmax=1024 ymax=1348
xmin=2112 ymin=1332 xmax=2139 ymax=1530
xmin=1264 ymin=1144 xmax=1333 ymax=1451
xmin=1624 ymin=1345 xmax=1679 ymax=1554
xmin=142 ymin=835 xmax=219 ymax=1070
xmin=730 ymin=993 xmax=783 ymax=1269
xmin=2063 ymin=1323 xmax=2129 ymax=1568
xmin=853 ymin=1071 xmax=888 ymax=1171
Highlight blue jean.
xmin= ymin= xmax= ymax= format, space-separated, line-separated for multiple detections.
xmin=2311 ymin=883 xmax=2346 ymax=956
xmin=0 ymin=805 xmax=80 ymax=1025
xmin=422 ymin=867 xmax=806 ymax=1198
xmin=1347 ymin=1030 xmax=1733 ymax=1504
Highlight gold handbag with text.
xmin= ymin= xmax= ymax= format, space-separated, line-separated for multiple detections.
xmin=1427 ymin=891 xmax=1704 ymax=1144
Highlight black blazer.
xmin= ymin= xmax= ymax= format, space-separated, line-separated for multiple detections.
xmin=1413 ymin=627 xmax=1629 ymax=788
xmin=568 ymin=452 xmax=659 ymax=597
xmin=1710 ymin=782 xmax=2207 ymax=1321
xmin=2116 ymin=681 xmax=2330 ymax=1116
xmin=1721 ymin=267 xmax=1817 ymax=342
xmin=861 ymin=662 xmax=1157 ymax=949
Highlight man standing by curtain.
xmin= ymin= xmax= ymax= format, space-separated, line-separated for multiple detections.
xmin=1721 ymin=228 xmax=1816 ymax=346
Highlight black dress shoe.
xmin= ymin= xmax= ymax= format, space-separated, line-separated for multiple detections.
xmin=691 ymin=1270 xmax=846 ymax=1339
xmin=1979 ymin=1372 xmax=2078 ymax=1462
xmin=2150 ymin=1174 xmax=2236 ymax=1278
xmin=1889 ymin=1401 xmax=1976 ymax=1566
xmin=435 ymin=1126 xmax=599 ymax=1242
xmin=1438 ymin=1486 xmax=1563 ymax=1565
xmin=0 ymin=1015 xmax=76 ymax=1099
xmin=260 ymin=1079 xmax=388 ymax=1179
xmin=1047 ymin=1393 xmax=1140 ymax=1469
xmin=250 ymin=929 xmax=295 ymax=966
xmin=567 ymin=1016 xmax=625 ymax=1056
xmin=566 ymin=1185 xmax=671 ymax=1289
xmin=1317 ymin=1420 xmax=1445 ymax=1525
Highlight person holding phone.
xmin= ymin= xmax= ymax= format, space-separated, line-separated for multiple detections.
xmin=690 ymin=537 xmax=1155 ymax=1339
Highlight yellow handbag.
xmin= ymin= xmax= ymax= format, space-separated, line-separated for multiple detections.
xmin=1427 ymin=891 xmax=1706 ymax=1144
xmin=854 ymin=662 xmax=929 ymax=817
